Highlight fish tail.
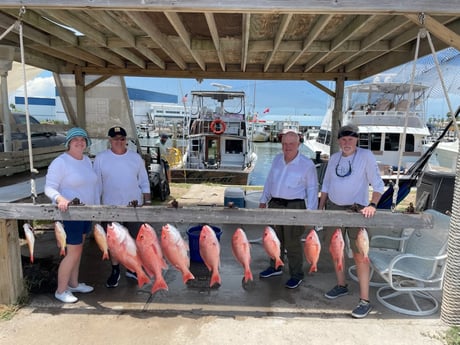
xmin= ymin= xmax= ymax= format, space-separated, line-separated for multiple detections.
xmin=182 ymin=270 xmax=195 ymax=284
xmin=244 ymin=268 xmax=253 ymax=283
xmin=274 ymin=257 xmax=284 ymax=270
xmin=102 ymin=251 xmax=110 ymax=260
xmin=210 ymin=270 xmax=221 ymax=288
xmin=308 ymin=264 xmax=317 ymax=274
xmin=137 ymin=271 xmax=151 ymax=288
xmin=30 ymin=255 xmax=34 ymax=264
xmin=59 ymin=247 xmax=66 ymax=256
xmin=151 ymin=277 xmax=169 ymax=294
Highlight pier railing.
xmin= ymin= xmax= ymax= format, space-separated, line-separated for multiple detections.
xmin=0 ymin=203 xmax=432 ymax=304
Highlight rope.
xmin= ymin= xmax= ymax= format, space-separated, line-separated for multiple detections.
xmin=392 ymin=29 xmax=422 ymax=210
xmin=17 ymin=7 xmax=38 ymax=203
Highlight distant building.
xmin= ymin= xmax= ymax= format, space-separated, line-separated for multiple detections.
xmin=14 ymin=87 xmax=178 ymax=124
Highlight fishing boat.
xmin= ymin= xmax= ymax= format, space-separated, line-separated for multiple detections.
xmin=171 ymin=87 xmax=257 ymax=185
xmin=276 ymin=120 xmax=304 ymax=142
xmin=249 ymin=118 xmax=273 ymax=142
xmin=304 ymin=76 xmax=431 ymax=175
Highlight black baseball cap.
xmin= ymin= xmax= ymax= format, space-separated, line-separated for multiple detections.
xmin=338 ymin=125 xmax=359 ymax=139
xmin=108 ymin=126 xmax=127 ymax=137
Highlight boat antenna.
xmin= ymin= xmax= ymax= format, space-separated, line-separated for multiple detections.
xmin=210 ymin=82 xmax=232 ymax=91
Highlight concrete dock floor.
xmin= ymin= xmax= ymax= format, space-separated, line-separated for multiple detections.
xmin=0 ymin=183 xmax=448 ymax=345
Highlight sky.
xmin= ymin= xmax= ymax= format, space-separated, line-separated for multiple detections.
xmin=12 ymin=47 xmax=460 ymax=120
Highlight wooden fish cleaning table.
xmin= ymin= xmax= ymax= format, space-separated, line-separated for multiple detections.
xmin=0 ymin=203 xmax=432 ymax=304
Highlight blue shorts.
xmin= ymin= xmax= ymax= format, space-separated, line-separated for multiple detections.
xmin=63 ymin=220 xmax=92 ymax=245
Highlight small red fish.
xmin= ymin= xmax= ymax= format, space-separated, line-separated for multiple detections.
xmin=160 ymin=224 xmax=195 ymax=284
xmin=54 ymin=221 xmax=67 ymax=256
xmin=329 ymin=228 xmax=345 ymax=272
xmin=106 ymin=222 xmax=150 ymax=288
xmin=231 ymin=228 xmax=253 ymax=283
xmin=262 ymin=226 xmax=284 ymax=269
xmin=199 ymin=225 xmax=221 ymax=288
xmin=136 ymin=223 xmax=169 ymax=294
xmin=304 ymin=229 xmax=321 ymax=274
xmin=23 ymin=223 xmax=35 ymax=263
xmin=93 ymin=223 xmax=109 ymax=260
xmin=356 ymin=227 xmax=370 ymax=263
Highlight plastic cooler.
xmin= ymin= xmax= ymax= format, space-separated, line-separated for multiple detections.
xmin=224 ymin=187 xmax=245 ymax=208
xmin=187 ymin=225 xmax=222 ymax=263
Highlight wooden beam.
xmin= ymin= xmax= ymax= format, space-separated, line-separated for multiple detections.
xmin=164 ymin=11 xmax=206 ymax=71
xmin=406 ymin=13 xmax=460 ymax=51
xmin=0 ymin=203 xmax=432 ymax=229
xmin=264 ymin=13 xmax=292 ymax=72
xmin=0 ymin=219 xmax=24 ymax=305
xmin=205 ymin=12 xmax=226 ymax=72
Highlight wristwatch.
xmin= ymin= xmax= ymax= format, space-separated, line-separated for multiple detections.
xmin=368 ymin=202 xmax=377 ymax=208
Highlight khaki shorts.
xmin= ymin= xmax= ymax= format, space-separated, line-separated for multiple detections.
xmin=323 ymin=200 xmax=367 ymax=254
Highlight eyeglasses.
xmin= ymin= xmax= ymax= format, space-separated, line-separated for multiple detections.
xmin=335 ymin=151 xmax=356 ymax=177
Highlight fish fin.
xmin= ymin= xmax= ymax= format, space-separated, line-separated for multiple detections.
xmin=30 ymin=255 xmax=34 ymax=264
xmin=182 ymin=270 xmax=195 ymax=284
xmin=151 ymin=277 xmax=169 ymax=294
xmin=59 ymin=248 xmax=66 ymax=256
xmin=209 ymin=270 xmax=221 ymax=288
xmin=102 ymin=252 xmax=110 ymax=260
xmin=244 ymin=268 xmax=253 ymax=283
xmin=136 ymin=270 xmax=151 ymax=288
xmin=275 ymin=258 xmax=284 ymax=270
xmin=308 ymin=265 xmax=317 ymax=274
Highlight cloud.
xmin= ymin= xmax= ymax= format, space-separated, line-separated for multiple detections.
xmin=15 ymin=76 xmax=55 ymax=98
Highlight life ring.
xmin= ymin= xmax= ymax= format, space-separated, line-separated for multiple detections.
xmin=210 ymin=119 xmax=226 ymax=135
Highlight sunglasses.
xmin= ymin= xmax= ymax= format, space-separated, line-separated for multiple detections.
xmin=335 ymin=151 xmax=356 ymax=177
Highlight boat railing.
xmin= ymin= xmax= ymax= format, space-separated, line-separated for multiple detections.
xmin=346 ymin=113 xmax=427 ymax=128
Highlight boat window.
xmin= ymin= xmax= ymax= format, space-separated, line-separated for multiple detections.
xmin=383 ymin=133 xmax=415 ymax=152
xmin=225 ymin=139 xmax=243 ymax=154
xmin=369 ymin=133 xmax=381 ymax=151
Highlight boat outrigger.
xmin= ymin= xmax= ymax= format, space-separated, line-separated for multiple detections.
xmin=171 ymin=88 xmax=257 ymax=185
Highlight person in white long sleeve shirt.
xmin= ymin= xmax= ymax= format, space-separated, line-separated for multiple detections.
xmin=93 ymin=126 xmax=151 ymax=288
xmin=259 ymin=131 xmax=318 ymax=289
xmin=319 ymin=124 xmax=384 ymax=319
xmin=45 ymin=127 xmax=99 ymax=303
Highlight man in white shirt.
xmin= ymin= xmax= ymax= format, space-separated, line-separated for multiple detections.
xmin=93 ymin=126 xmax=151 ymax=288
xmin=319 ymin=124 xmax=384 ymax=318
xmin=259 ymin=131 xmax=318 ymax=289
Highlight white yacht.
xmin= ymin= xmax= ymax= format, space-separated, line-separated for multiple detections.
xmin=304 ymin=77 xmax=431 ymax=174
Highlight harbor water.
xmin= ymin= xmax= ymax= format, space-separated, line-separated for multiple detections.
xmin=248 ymin=141 xmax=315 ymax=186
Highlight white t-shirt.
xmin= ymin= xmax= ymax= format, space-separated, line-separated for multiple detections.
xmin=93 ymin=149 xmax=150 ymax=206
xmin=45 ymin=152 xmax=99 ymax=205
xmin=321 ymin=147 xmax=384 ymax=206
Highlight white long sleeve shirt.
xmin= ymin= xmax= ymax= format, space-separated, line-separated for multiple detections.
xmin=93 ymin=149 xmax=150 ymax=206
xmin=260 ymin=152 xmax=319 ymax=210
xmin=45 ymin=152 xmax=99 ymax=205
xmin=321 ymin=147 xmax=384 ymax=206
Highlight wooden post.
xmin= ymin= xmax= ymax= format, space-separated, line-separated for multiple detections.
xmin=0 ymin=219 xmax=24 ymax=304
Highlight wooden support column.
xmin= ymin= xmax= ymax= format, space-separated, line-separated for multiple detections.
xmin=74 ymin=67 xmax=86 ymax=128
xmin=0 ymin=219 xmax=24 ymax=304
xmin=331 ymin=76 xmax=344 ymax=155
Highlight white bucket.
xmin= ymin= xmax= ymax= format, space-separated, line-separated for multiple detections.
xmin=244 ymin=191 xmax=263 ymax=209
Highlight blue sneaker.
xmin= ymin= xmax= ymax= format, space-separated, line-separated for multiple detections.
xmin=125 ymin=270 xmax=137 ymax=280
xmin=325 ymin=284 xmax=349 ymax=299
xmin=285 ymin=278 xmax=302 ymax=289
xmin=259 ymin=267 xmax=283 ymax=278
xmin=351 ymin=299 xmax=373 ymax=318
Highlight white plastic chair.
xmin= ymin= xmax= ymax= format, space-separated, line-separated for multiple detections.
xmin=369 ymin=209 xmax=450 ymax=316
xmin=348 ymin=227 xmax=415 ymax=288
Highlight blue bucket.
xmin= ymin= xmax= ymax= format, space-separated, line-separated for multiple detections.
xmin=187 ymin=225 xmax=222 ymax=263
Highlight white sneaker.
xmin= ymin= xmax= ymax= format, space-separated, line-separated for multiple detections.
xmin=55 ymin=290 xmax=78 ymax=303
xmin=67 ymin=283 xmax=94 ymax=293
